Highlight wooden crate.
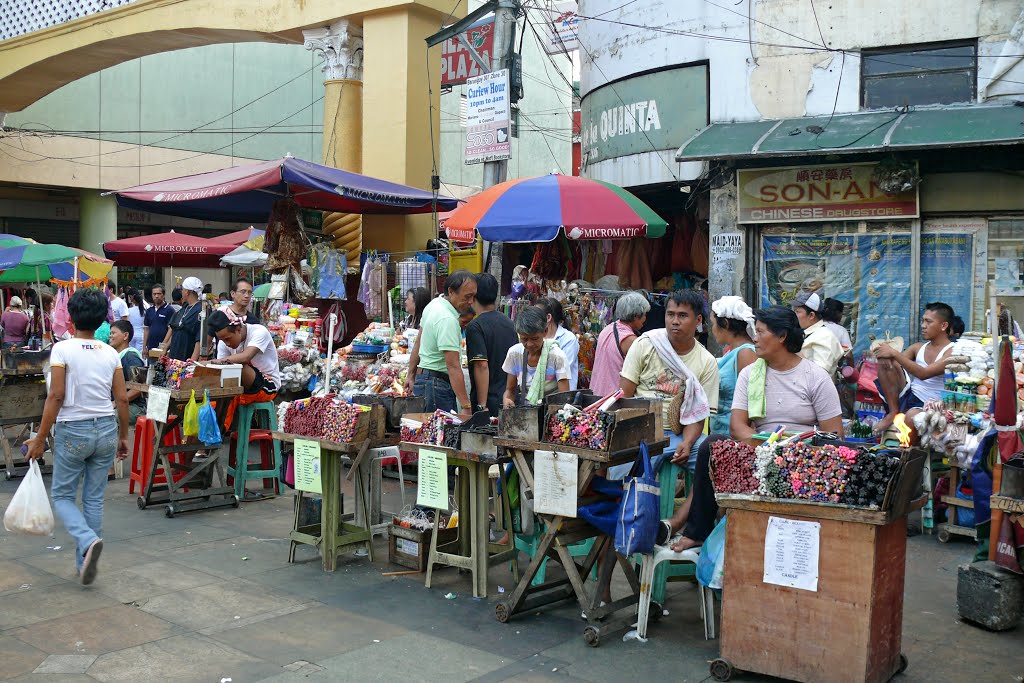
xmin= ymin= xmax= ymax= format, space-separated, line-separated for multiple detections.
xmin=388 ymin=523 xmax=457 ymax=571
xmin=0 ymin=379 xmax=46 ymax=422
xmin=719 ymin=502 xmax=906 ymax=683
xmin=353 ymin=394 xmax=426 ymax=429
xmin=1 ymin=348 xmax=50 ymax=376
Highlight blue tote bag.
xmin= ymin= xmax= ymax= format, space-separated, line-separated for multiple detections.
xmin=614 ymin=441 xmax=660 ymax=555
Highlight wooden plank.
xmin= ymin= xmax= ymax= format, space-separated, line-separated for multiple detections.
xmin=493 ymin=437 xmax=668 ymax=463
xmin=720 ymin=508 xmax=905 ymax=683
xmin=273 ymin=431 xmax=364 ymax=453
xmin=399 ymin=441 xmax=508 ymax=465
xmin=717 ymin=495 xmax=893 ymax=525
xmin=990 ymin=495 xmax=1024 ymax=513
xmin=129 ymin=382 xmax=242 ymax=400
xmin=940 ymin=495 xmax=975 ymax=509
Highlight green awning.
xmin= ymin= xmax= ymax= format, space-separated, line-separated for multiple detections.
xmin=676 ymin=104 xmax=1024 ymax=161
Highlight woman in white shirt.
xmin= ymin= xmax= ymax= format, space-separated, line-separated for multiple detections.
xmin=126 ymin=290 xmax=149 ymax=354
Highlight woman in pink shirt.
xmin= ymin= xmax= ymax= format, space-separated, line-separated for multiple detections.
xmin=589 ymin=291 xmax=650 ymax=395
xmin=2 ymin=296 xmax=31 ymax=349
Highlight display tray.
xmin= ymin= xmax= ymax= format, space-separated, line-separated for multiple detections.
xmin=493 ymin=436 xmax=669 ymax=463
xmin=1 ymin=348 xmax=50 ymax=376
xmin=127 ymin=382 xmax=243 ymax=401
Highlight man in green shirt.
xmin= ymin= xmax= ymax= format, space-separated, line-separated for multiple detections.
xmin=406 ymin=270 xmax=477 ymax=415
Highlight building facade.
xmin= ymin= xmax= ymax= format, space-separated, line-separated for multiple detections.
xmin=579 ymin=0 xmax=1024 ymax=351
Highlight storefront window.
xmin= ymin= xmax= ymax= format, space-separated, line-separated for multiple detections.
xmin=861 ymin=42 xmax=976 ymax=109
xmin=759 ymin=223 xmax=912 ymax=359
xmin=988 ymin=219 xmax=1024 ymax=325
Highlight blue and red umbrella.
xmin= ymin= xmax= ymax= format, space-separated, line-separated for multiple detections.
xmin=442 ymin=173 xmax=668 ymax=244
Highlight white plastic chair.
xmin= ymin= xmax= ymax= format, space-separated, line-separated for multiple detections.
xmin=367 ymin=446 xmax=405 ymax=536
xmin=636 ymin=545 xmax=716 ymax=640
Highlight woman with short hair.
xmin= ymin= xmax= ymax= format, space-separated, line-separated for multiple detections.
xmin=589 ymin=291 xmax=650 ymax=396
xmin=1 ymin=296 xmax=30 ymax=349
xmin=537 ymin=297 xmax=580 ymax=390
xmin=502 ymin=306 xmax=571 ymax=407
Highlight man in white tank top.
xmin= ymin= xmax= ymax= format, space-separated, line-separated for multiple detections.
xmin=874 ymin=302 xmax=957 ymax=437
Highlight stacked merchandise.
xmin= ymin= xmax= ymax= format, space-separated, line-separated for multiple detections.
xmin=712 ymin=439 xmax=903 ymax=509
xmin=281 ymin=396 xmax=370 ymax=443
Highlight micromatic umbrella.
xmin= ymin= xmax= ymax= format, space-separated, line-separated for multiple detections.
xmin=211 ymin=227 xmax=265 ymax=247
xmin=109 ymin=156 xmax=458 ymax=223
xmin=102 ymin=230 xmax=235 ymax=268
xmin=441 ymin=173 xmax=668 ymax=243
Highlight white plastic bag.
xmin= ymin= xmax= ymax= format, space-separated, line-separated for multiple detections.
xmin=4 ymin=460 xmax=55 ymax=535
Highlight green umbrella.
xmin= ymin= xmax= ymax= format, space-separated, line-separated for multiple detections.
xmin=252 ymin=282 xmax=272 ymax=300
xmin=0 ymin=243 xmax=113 ymax=284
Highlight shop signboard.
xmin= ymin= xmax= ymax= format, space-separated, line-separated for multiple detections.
xmin=535 ymin=1 xmax=579 ymax=55
xmin=440 ymin=18 xmax=495 ymax=87
xmin=464 ymin=69 xmax=512 ymax=165
xmin=738 ymin=163 xmax=919 ymax=224
xmin=761 ymin=231 xmax=912 ymax=359
xmin=579 ymin=65 xmax=708 ymax=165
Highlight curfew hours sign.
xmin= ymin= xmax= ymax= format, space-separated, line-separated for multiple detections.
xmin=464 ymin=69 xmax=511 ymax=165
xmin=737 ymin=163 xmax=919 ymax=224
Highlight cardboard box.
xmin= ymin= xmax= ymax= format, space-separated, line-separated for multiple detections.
xmin=388 ymin=522 xmax=457 ymax=571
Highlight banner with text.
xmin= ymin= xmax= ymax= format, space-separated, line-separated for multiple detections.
xmin=464 ymin=69 xmax=511 ymax=164
xmin=440 ymin=18 xmax=495 ymax=87
xmin=739 ymin=163 xmax=919 ymax=224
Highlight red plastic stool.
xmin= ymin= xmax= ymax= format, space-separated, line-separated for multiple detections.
xmin=228 ymin=429 xmax=280 ymax=494
xmin=129 ymin=417 xmax=186 ymax=494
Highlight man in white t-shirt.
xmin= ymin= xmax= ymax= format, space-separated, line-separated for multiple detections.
xmin=205 ymin=309 xmax=280 ymax=395
xmin=109 ymin=282 xmax=129 ymax=321
xmin=25 ymin=288 xmax=130 ymax=586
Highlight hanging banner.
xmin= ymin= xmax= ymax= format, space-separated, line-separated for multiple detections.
xmin=761 ymin=231 xmax=912 ymax=358
xmin=464 ymin=69 xmax=512 ymax=165
xmin=440 ymin=18 xmax=495 ymax=87
xmin=919 ymin=232 xmax=973 ymax=324
xmin=535 ymin=1 xmax=579 ymax=54
xmin=738 ymin=163 xmax=919 ymax=224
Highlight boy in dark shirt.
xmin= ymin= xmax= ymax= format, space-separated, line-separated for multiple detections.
xmin=465 ymin=273 xmax=518 ymax=416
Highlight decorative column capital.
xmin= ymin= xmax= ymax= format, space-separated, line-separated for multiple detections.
xmin=303 ymin=20 xmax=364 ymax=81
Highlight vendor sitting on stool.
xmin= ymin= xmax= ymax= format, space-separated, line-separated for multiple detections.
xmin=205 ymin=309 xmax=280 ymax=397
xmin=108 ymin=320 xmax=147 ymax=426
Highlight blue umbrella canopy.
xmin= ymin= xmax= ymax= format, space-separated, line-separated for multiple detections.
xmin=110 ymin=156 xmax=458 ymax=223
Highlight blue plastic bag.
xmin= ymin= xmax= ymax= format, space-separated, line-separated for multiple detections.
xmin=696 ymin=514 xmax=727 ymax=589
xmin=614 ymin=441 xmax=660 ymax=556
xmin=197 ymin=390 xmax=222 ymax=447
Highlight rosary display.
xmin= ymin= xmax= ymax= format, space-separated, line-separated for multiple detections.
xmin=400 ymin=410 xmax=462 ymax=446
xmin=152 ymin=357 xmax=195 ymax=389
xmin=281 ymin=396 xmax=370 ymax=443
xmin=544 ymin=408 xmax=613 ymax=450
xmin=712 ymin=439 xmax=903 ymax=509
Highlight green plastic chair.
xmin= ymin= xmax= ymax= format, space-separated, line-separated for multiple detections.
xmin=513 ymin=524 xmax=597 ymax=586
xmin=227 ymin=401 xmax=281 ymax=499
xmin=650 ymin=459 xmax=696 ymax=606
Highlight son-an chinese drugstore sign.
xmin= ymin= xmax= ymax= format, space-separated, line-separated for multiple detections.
xmin=737 ymin=163 xmax=919 ymax=224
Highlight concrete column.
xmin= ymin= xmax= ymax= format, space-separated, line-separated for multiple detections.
xmin=708 ymin=182 xmax=744 ymax=303
xmin=361 ymin=8 xmax=442 ymax=253
xmin=305 ymin=20 xmax=364 ymax=263
xmin=79 ymin=189 xmax=117 ymax=277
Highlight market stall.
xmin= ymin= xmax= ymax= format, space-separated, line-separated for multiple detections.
xmin=705 ymin=433 xmax=926 ymax=682
xmin=488 ymin=389 xmax=663 ymax=646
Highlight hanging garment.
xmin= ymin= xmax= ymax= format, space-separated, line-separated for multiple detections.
xmin=690 ymin=222 xmax=710 ymax=276
xmin=52 ymin=288 xmax=71 ymax=339
xmin=672 ymin=216 xmax=695 ymax=273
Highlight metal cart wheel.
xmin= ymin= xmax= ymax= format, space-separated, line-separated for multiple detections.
xmin=897 ymin=653 xmax=909 ymax=675
xmin=649 ymin=601 xmax=663 ymax=622
xmin=5 ymin=469 xmax=12 ymax=480
xmin=231 ymin=494 xmax=241 ymax=508
xmin=710 ymin=658 xmax=736 ymax=681
xmin=583 ymin=626 xmax=600 ymax=647
xmin=494 ymin=602 xmax=511 ymax=623
xmin=136 ymin=496 xmax=147 ymax=510
xmin=165 ymin=504 xmax=177 ymax=518
xmin=937 ymin=528 xmax=951 ymax=543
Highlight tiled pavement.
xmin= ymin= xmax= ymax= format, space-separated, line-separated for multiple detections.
xmin=0 ymin=473 xmax=1021 ymax=682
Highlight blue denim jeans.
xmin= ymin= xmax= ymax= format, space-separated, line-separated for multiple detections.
xmin=415 ymin=373 xmax=457 ymax=414
xmin=51 ymin=416 xmax=118 ymax=570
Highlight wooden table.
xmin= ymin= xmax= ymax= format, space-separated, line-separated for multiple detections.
xmin=0 ymin=373 xmax=49 ymax=480
xmin=273 ymin=432 xmax=376 ymax=572
xmin=400 ymin=441 xmax=519 ymax=598
xmin=131 ymin=382 xmax=242 ymax=517
xmin=710 ymin=495 xmax=925 ymax=683
xmin=493 ymin=437 xmax=668 ymax=647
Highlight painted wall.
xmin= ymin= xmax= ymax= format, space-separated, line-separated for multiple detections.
xmin=580 ymin=0 xmax=1024 ymax=125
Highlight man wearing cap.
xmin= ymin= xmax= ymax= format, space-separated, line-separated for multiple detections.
xmin=792 ymin=290 xmax=844 ymax=376
xmin=159 ymin=277 xmax=204 ymax=361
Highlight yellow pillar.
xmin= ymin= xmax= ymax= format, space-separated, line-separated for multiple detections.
xmin=304 ymin=21 xmax=364 ymax=263
xmin=361 ymin=7 xmax=444 ymax=253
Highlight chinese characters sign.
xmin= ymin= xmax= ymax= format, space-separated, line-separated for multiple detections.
xmin=738 ymin=163 xmax=919 ymax=224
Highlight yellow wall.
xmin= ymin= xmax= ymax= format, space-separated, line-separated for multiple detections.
xmin=361 ymin=7 xmax=443 ymax=254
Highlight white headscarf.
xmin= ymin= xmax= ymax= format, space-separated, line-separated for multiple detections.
xmin=711 ymin=296 xmax=757 ymax=341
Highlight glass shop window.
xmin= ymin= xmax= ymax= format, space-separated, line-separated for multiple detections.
xmin=861 ymin=41 xmax=976 ymax=109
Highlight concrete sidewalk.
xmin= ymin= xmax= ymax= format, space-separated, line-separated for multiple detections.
xmin=0 ymin=475 xmax=1021 ymax=682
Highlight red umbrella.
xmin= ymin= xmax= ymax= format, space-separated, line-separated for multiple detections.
xmin=210 ymin=227 xmax=264 ymax=246
xmin=102 ymin=230 xmax=235 ymax=268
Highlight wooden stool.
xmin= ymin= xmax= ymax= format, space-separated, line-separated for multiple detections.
xmin=227 ymin=401 xmax=280 ymax=499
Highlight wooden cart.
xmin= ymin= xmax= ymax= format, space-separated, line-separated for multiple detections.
xmin=493 ymin=436 xmax=668 ymax=647
xmin=0 ymin=370 xmax=50 ymax=480
xmin=273 ymin=432 xmax=378 ymax=572
xmin=130 ymin=382 xmax=242 ymax=517
xmin=710 ymin=495 xmax=925 ymax=683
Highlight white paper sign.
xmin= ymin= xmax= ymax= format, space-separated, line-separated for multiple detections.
xmin=763 ymin=516 xmax=820 ymax=592
xmin=533 ymin=450 xmax=578 ymax=518
xmin=146 ymin=387 xmax=171 ymax=423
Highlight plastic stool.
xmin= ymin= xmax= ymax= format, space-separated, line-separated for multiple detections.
xmin=228 ymin=430 xmax=280 ymax=493
xmin=650 ymin=459 xmax=697 ymax=605
xmin=636 ymin=545 xmax=715 ymax=640
xmin=227 ymin=401 xmax=281 ymax=499
xmin=513 ymin=529 xmax=596 ymax=586
xmin=129 ymin=417 xmax=185 ymax=494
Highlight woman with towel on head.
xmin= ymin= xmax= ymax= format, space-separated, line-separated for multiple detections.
xmin=708 ymin=296 xmax=757 ymax=435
